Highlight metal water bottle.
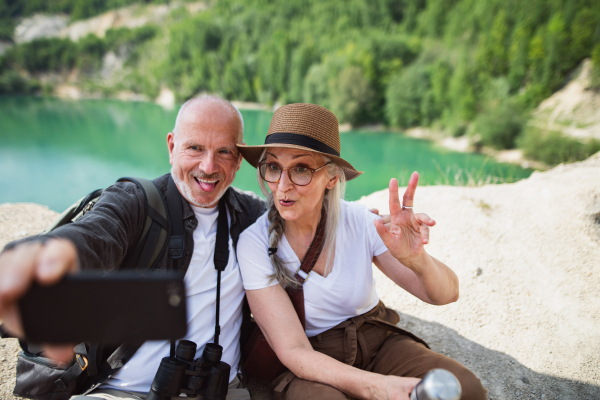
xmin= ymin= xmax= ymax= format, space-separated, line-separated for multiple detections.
xmin=410 ymin=369 xmax=462 ymax=400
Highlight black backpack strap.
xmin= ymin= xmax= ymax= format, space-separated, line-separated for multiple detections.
xmin=42 ymin=189 xmax=104 ymax=234
xmin=118 ymin=177 xmax=170 ymax=273
xmin=214 ymin=199 xmax=230 ymax=271
xmin=85 ymin=343 xmax=101 ymax=377
xmin=166 ymin=175 xmax=185 ymax=261
xmin=54 ymin=343 xmax=89 ymax=390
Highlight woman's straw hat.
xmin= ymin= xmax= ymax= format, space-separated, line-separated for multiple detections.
xmin=237 ymin=103 xmax=363 ymax=181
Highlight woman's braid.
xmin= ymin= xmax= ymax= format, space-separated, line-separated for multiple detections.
xmin=267 ymin=197 xmax=301 ymax=289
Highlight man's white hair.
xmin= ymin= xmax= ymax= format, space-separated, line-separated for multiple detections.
xmin=172 ymin=95 xmax=244 ymax=144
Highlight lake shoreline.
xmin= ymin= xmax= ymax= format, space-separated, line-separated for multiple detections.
xmin=8 ymin=91 xmax=548 ymax=171
xmin=1 ymin=96 xmax=533 ymax=211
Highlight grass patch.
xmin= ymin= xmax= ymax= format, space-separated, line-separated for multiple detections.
xmin=432 ymin=159 xmax=521 ymax=186
xmin=518 ymin=127 xmax=600 ymax=166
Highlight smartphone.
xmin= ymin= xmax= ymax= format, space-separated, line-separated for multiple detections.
xmin=19 ymin=272 xmax=187 ymax=344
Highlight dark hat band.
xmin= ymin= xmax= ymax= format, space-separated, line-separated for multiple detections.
xmin=264 ymin=132 xmax=340 ymax=157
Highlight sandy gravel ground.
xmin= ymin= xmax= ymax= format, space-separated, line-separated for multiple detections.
xmin=1 ymin=154 xmax=599 ymax=400
xmin=0 ymin=204 xmax=60 ymax=400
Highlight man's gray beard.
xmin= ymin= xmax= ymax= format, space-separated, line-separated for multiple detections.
xmin=171 ymin=167 xmax=230 ymax=208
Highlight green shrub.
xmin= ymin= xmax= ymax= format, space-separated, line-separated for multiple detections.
xmin=0 ymin=70 xmax=39 ymax=94
xmin=77 ymin=34 xmax=106 ymax=72
xmin=17 ymin=38 xmax=77 ymax=72
xmin=518 ymin=127 xmax=600 ymax=165
xmin=475 ymin=96 xmax=526 ymax=150
xmin=104 ymin=25 xmax=159 ymax=50
xmin=475 ymin=102 xmax=524 ymax=149
xmin=0 ymin=19 xmax=14 ymax=41
xmin=473 ymin=78 xmax=528 ymax=149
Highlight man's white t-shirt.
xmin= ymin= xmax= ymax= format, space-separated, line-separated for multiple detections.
xmin=237 ymin=200 xmax=388 ymax=337
xmin=103 ymin=204 xmax=244 ymax=393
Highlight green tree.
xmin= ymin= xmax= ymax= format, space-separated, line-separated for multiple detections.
xmin=429 ymin=59 xmax=452 ymax=116
xmin=416 ymin=0 xmax=453 ymax=37
xmin=474 ymin=79 xmax=525 ymax=149
xmin=385 ymin=64 xmax=430 ymax=127
xmin=288 ymin=42 xmax=317 ymax=103
xmin=255 ymin=30 xmax=290 ymax=104
xmin=570 ymin=8 xmax=597 ymax=63
xmin=591 ymin=42 xmax=600 ymax=89
xmin=527 ymin=27 xmax=546 ymax=84
xmin=542 ymin=12 xmax=568 ymax=89
xmin=448 ymin=55 xmax=477 ymax=122
xmin=329 ymin=66 xmax=374 ymax=125
xmin=507 ymin=22 xmax=531 ymax=90
xmin=303 ymin=63 xmax=331 ymax=109
xmin=476 ymin=10 xmax=509 ymax=76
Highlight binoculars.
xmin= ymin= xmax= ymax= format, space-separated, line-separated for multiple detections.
xmin=146 ymin=340 xmax=230 ymax=400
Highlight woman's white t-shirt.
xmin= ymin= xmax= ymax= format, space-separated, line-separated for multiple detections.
xmin=237 ymin=200 xmax=389 ymax=337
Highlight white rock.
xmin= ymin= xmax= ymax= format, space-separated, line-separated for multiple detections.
xmin=155 ymin=87 xmax=175 ymax=110
xmin=14 ymin=14 xmax=69 ymax=43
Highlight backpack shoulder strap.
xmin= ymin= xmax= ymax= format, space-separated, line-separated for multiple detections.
xmin=42 ymin=189 xmax=104 ymax=234
xmin=117 ymin=177 xmax=170 ymax=273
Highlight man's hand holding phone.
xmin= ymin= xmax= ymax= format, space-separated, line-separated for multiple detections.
xmin=0 ymin=238 xmax=187 ymax=363
xmin=0 ymin=238 xmax=79 ymax=362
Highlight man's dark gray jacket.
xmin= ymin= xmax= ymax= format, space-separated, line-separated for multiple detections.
xmin=30 ymin=174 xmax=266 ymax=275
xmin=6 ymin=173 xmax=267 ymax=390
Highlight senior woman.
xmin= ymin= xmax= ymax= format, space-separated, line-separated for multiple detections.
xmin=236 ymin=104 xmax=486 ymax=400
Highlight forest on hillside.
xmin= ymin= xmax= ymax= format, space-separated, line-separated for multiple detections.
xmin=1 ymin=0 xmax=600 ymax=164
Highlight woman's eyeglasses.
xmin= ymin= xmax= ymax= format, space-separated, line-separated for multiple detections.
xmin=259 ymin=162 xmax=332 ymax=186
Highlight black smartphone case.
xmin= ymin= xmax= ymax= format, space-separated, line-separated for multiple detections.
xmin=19 ymin=272 xmax=187 ymax=344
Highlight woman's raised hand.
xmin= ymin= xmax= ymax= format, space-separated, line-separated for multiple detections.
xmin=374 ymin=172 xmax=436 ymax=267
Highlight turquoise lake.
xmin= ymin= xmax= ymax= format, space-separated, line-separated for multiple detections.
xmin=0 ymin=96 xmax=534 ymax=211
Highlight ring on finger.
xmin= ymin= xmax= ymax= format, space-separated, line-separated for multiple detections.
xmin=402 ymin=205 xmax=413 ymax=210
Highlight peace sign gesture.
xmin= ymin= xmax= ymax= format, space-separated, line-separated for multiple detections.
xmin=374 ymin=172 xmax=436 ymax=267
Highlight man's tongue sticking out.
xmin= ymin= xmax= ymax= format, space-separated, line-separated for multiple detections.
xmin=195 ymin=177 xmax=218 ymax=192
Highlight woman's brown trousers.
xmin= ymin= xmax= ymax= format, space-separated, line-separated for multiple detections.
xmin=271 ymin=301 xmax=487 ymax=400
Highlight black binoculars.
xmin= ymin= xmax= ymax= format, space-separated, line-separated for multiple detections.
xmin=146 ymin=340 xmax=230 ymax=400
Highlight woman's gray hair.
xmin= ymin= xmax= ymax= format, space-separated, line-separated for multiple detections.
xmin=258 ymin=149 xmax=346 ymax=289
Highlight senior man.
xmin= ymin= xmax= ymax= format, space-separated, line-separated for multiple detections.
xmin=0 ymin=95 xmax=266 ymax=399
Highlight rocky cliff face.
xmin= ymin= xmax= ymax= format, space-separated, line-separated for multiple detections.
xmin=13 ymin=14 xmax=69 ymax=44
xmin=13 ymin=1 xmax=206 ymax=43
xmin=530 ymin=59 xmax=600 ymax=140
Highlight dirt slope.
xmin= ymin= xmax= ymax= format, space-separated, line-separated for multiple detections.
xmin=530 ymin=59 xmax=600 ymax=141
xmin=358 ymin=152 xmax=600 ymax=400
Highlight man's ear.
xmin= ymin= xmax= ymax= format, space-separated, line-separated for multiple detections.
xmin=236 ymin=151 xmax=243 ymax=172
xmin=167 ymin=132 xmax=175 ymax=165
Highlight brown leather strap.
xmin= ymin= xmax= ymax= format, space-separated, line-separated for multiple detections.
xmin=285 ymin=208 xmax=327 ymax=330
xmin=297 ymin=208 xmax=327 ymax=276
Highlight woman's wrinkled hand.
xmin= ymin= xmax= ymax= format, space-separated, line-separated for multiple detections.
xmin=374 ymin=172 xmax=435 ymax=268
xmin=373 ymin=375 xmax=420 ymax=400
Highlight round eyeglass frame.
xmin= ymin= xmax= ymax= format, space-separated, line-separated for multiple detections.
xmin=258 ymin=161 xmax=332 ymax=186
